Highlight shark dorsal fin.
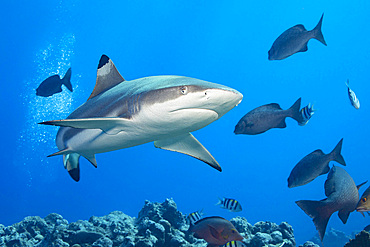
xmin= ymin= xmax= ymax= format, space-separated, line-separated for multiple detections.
xmin=87 ymin=55 xmax=125 ymax=100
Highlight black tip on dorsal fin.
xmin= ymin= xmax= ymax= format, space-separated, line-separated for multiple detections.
xmin=98 ymin=54 xmax=110 ymax=69
xmin=87 ymin=54 xmax=125 ymax=101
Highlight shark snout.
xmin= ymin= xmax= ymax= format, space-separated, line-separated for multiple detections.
xmin=206 ymin=88 xmax=243 ymax=118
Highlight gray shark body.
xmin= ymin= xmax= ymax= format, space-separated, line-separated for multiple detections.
xmin=40 ymin=55 xmax=243 ymax=181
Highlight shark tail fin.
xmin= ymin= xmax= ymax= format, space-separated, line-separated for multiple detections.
xmin=312 ymin=13 xmax=327 ymax=46
xmin=330 ymin=138 xmax=346 ymax=166
xmin=62 ymin=67 xmax=73 ymax=92
xmin=63 ymin=153 xmax=80 ymax=182
xmin=296 ymin=199 xmax=333 ymax=242
xmin=288 ymin=98 xmax=304 ymax=123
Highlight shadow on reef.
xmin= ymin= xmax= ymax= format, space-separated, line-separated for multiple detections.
xmin=0 ymin=198 xmax=320 ymax=247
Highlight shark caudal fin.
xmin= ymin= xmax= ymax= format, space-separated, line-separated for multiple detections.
xmin=63 ymin=153 xmax=81 ymax=182
xmin=62 ymin=67 xmax=73 ymax=92
xmin=296 ymin=199 xmax=333 ymax=242
xmin=330 ymin=138 xmax=346 ymax=166
xmin=312 ymin=13 xmax=327 ymax=46
xmin=288 ymin=98 xmax=304 ymax=123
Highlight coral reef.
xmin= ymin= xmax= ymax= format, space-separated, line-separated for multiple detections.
xmin=344 ymin=230 xmax=370 ymax=247
xmin=0 ymin=198 xmax=314 ymax=247
xmin=310 ymin=227 xmax=355 ymax=247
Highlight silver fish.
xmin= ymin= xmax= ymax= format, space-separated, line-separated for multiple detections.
xmin=288 ymin=139 xmax=346 ymax=188
xmin=345 ymin=79 xmax=360 ymax=109
xmin=234 ymin=98 xmax=303 ymax=135
xmin=268 ymin=14 xmax=326 ymax=60
xmin=298 ymin=103 xmax=315 ymax=126
xmin=296 ymin=166 xmax=366 ymax=242
xmin=36 ymin=68 xmax=72 ymax=97
xmin=39 ymin=55 xmax=243 ymax=181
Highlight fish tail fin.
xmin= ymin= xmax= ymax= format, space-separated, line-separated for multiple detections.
xmin=288 ymin=97 xmax=304 ymax=123
xmin=296 ymin=199 xmax=333 ymax=242
xmin=215 ymin=197 xmax=223 ymax=206
xmin=345 ymin=79 xmax=350 ymax=88
xmin=312 ymin=13 xmax=327 ymax=46
xmin=330 ymin=138 xmax=346 ymax=166
xmin=63 ymin=153 xmax=80 ymax=182
xmin=62 ymin=67 xmax=73 ymax=92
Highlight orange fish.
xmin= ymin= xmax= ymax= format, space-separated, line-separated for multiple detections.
xmin=189 ymin=216 xmax=243 ymax=246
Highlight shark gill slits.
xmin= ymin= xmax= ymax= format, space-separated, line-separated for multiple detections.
xmin=98 ymin=54 xmax=110 ymax=69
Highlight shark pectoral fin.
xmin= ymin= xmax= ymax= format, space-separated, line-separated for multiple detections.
xmin=154 ymin=133 xmax=221 ymax=172
xmin=63 ymin=153 xmax=81 ymax=182
xmin=48 ymin=148 xmax=72 ymax=157
xmin=39 ymin=117 xmax=131 ymax=135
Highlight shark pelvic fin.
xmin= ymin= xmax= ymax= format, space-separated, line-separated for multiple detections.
xmin=83 ymin=154 xmax=98 ymax=168
xmin=88 ymin=55 xmax=125 ymax=100
xmin=39 ymin=117 xmax=131 ymax=135
xmin=47 ymin=148 xmax=72 ymax=157
xmin=154 ymin=133 xmax=222 ymax=172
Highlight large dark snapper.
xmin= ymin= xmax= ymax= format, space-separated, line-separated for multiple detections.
xmin=298 ymin=103 xmax=315 ymax=126
xmin=216 ymin=198 xmax=242 ymax=212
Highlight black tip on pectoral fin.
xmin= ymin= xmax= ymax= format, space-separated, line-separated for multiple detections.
xmin=69 ymin=168 xmax=80 ymax=182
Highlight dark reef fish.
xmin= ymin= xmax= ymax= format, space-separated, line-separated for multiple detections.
xmin=189 ymin=216 xmax=243 ymax=246
xmin=36 ymin=68 xmax=73 ymax=97
xmin=234 ymin=98 xmax=303 ymax=135
xmin=268 ymin=14 xmax=326 ymax=60
xmin=216 ymin=197 xmax=242 ymax=212
xmin=288 ymin=138 xmax=346 ymax=188
xmin=345 ymin=79 xmax=360 ymax=109
xmin=356 ymin=185 xmax=370 ymax=216
xmin=296 ymin=166 xmax=366 ymax=242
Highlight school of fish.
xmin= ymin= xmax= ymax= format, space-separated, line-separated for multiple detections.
xmin=36 ymin=12 xmax=366 ymax=247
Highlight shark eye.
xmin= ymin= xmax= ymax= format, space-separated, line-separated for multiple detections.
xmin=180 ymin=86 xmax=188 ymax=95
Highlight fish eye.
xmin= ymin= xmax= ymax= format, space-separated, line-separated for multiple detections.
xmin=180 ymin=86 xmax=188 ymax=95
xmin=362 ymin=198 xmax=367 ymax=202
xmin=231 ymin=229 xmax=236 ymax=233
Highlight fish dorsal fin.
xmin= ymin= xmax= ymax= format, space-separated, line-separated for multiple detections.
xmin=261 ymin=103 xmax=282 ymax=110
xmin=292 ymin=24 xmax=307 ymax=31
xmin=87 ymin=55 xmax=125 ymax=101
xmin=357 ymin=181 xmax=368 ymax=190
xmin=324 ymin=166 xmax=336 ymax=197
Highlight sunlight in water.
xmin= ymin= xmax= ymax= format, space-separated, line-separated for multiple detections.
xmin=16 ymin=33 xmax=79 ymax=186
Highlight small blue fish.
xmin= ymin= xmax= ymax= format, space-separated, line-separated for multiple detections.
xmin=298 ymin=103 xmax=315 ymax=126
xmin=36 ymin=68 xmax=73 ymax=97
xmin=221 ymin=240 xmax=246 ymax=247
xmin=345 ymin=79 xmax=360 ymax=109
xmin=187 ymin=209 xmax=204 ymax=225
xmin=216 ymin=198 xmax=242 ymax=212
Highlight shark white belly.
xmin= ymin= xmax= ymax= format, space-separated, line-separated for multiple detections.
xmin=40 ymin=55 xmax=243 ymax=181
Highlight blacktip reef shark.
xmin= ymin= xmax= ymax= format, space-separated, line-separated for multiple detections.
xmin=39 ymin=55 xmax=243 ymax=181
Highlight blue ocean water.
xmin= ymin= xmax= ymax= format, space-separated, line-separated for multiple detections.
xmin=2 ymin=0 xmax=370 ymax=245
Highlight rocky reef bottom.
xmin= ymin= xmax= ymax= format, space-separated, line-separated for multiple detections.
xmin=0 ymin=198 xmax=336 ymax=247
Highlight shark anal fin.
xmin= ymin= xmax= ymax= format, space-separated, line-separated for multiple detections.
xmin=39 ymin=117 xmax=131 ymax=135
xmin=154 ymin=133 xmax=221 ymax=171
